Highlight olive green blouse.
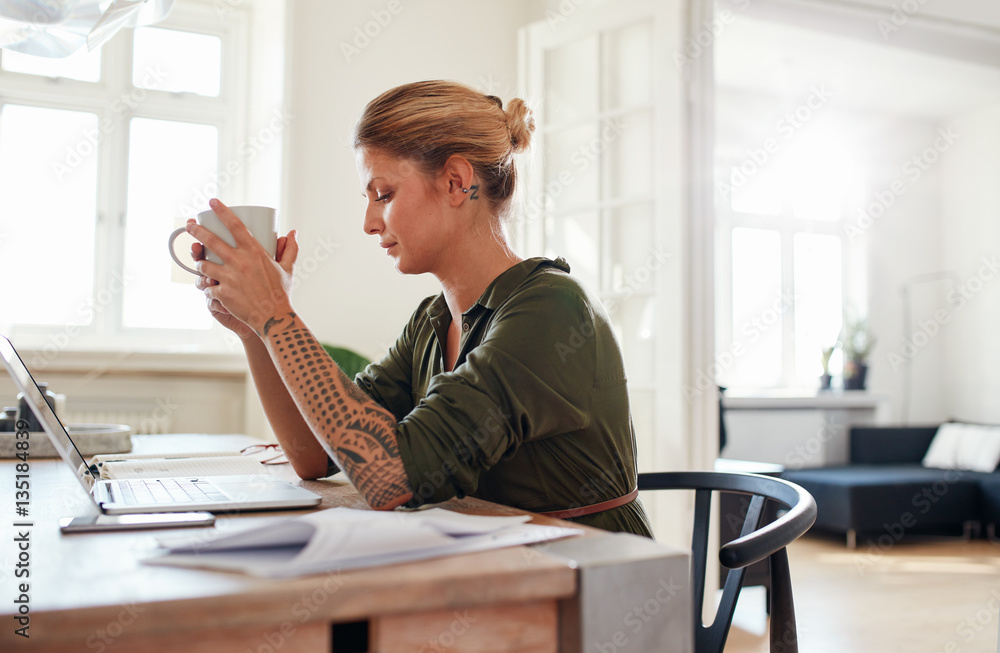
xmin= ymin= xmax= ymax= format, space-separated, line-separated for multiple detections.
xmin=354 ymin=257 xmax=652 ymax=537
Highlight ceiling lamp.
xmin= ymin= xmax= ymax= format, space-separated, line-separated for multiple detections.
xmin=0 ymin=0 xmax=174 ymax=58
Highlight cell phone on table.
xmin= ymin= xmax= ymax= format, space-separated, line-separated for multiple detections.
xmin=58 ymin=512 xmax=216 ymax=533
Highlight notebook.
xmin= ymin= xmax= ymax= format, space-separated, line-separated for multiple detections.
xmin=1 ymin=334 xmax=322 ymax=515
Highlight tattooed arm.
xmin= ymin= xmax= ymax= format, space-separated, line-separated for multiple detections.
xmin=242 ymin=335 xmax=331 ymax=480
xmin=188 ymin=199 xmax=412 ymax=508
xmin=257 ymin=311 xmax=414 ymax=510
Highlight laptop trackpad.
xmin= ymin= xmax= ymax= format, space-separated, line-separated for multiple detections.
xmin=208 ymin=476 xmax=320 ymax=499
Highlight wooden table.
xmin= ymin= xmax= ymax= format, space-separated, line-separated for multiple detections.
xmin=1 ymin=434 xmax=690 ymax=652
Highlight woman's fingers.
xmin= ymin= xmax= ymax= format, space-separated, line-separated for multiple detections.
xmin=276 ymin=231 xmax=299 ymax=265
xmin=188 ymin=199 xmax=279 ymax=275
xmin=206 ymin=296 xmax=230 ymax=315
xmin=206 ymin=198 xmax=260 ymax=250
xmin=194 ymin=274 xmax=219 ymax=290
xmin=194 ymin=257 xmax=224 ymax=282
xmin=185 ymin=218 xmax=233 ymax=261
xmin=278 ymin=230 xmax=299 ymax=272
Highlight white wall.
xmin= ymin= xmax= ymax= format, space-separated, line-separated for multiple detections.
xmin=282 ymin=0 xmax=533 ymax=361
xmin=941 ymin=101 xmax=1000 ymax=423
xmin=864 ymin=0 xmax=1000 ymax=426
xmin=843 ymin=0 xmax=1000 ymax=425
xmin=862 ymin=115 xmax=949 ymax=425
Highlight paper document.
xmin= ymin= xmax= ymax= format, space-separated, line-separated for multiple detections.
xmin=100 ymin=456 xmax=264 ymax=480
xmin=78 ymin=451 xmax=265 ymax=486
xmin=146 ymin=507 xmax=582 ymax=578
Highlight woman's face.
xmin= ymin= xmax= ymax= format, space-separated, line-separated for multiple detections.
xmin=355 ymin=147 xmax=456 ymax=275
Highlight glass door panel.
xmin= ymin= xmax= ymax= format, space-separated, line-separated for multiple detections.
xmin=611 ymin=295 xmax=656 ymax=387
xmin=544 ymin=211 xmax=600 ymax=291
xmin=602 ymin=21 xmax=652 ymax=110
xmin=603 ymin=202 xmax=655 ymax=293
xmin=543 ymin=35 xmax=598 ymax=125
xmin=544 ymin=124 xmax=599 ymax=212
xmin=603 ymin=112 xmax=653 ymax=200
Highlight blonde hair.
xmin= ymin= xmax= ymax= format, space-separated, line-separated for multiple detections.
xmin=353 ymin=80 xmax=535 ymax=219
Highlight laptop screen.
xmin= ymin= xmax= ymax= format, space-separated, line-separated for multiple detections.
xmin=0 ymin=335 xmax=99 ymax=485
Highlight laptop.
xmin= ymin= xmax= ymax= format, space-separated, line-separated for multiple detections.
xmin=1 ymin=334 xmax=322 ymax=515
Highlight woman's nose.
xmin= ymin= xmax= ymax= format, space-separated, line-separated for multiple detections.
xmin=363 ymin=205 xmax=383 ymax=235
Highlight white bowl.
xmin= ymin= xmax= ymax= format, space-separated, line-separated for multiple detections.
xmin=0 ymin=423 xmax=133 ymax=458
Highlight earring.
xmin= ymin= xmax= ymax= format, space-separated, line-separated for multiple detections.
xmin=461 ymin=187 xmax=470 ymax=193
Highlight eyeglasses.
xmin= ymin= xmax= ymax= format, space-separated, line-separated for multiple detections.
xmin=240 ymin=443 xmax=288 ymax=465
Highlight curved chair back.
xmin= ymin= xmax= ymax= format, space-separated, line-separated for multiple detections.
xmin=638 ymin=471 xmax=816 ymax=653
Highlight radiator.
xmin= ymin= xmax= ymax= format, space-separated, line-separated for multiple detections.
xmin=63 ymin=399 xmax=174 ymax=435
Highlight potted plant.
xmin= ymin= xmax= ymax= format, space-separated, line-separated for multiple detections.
xmin=321 ymin=344 xmax=371 ymax=379
xmin=840 ymin=317 xmax=875 ymax=390
xmin=819 ymin=346 xmax=835 ymax=390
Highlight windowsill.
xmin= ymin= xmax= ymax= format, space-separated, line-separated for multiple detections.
xmin=17 ymin=347 xmax=248 ymax=378
xmin=5 ymin=324 xmax=251 ymax=375
xmin=722 ymin=387 xmax=889 ymax=410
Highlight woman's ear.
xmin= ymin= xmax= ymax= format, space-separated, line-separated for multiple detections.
xmin=439 ymin=154 xmax=476 ymax=207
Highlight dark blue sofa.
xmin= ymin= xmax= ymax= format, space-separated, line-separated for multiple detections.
xmin=781 ymin=425 xmax=998 ymax=548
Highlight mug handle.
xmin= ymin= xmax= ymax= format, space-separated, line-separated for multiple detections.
xmin=167 ymin=227 xmax=200 ymax=275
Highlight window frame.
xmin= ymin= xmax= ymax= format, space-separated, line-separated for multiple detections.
xmin=0 ymin=0 xmax=249 ymax=353
xmin=714 ymin=158 xmax=861 ymax=389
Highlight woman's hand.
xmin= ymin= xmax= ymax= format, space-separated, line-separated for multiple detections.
xmin=188 ymin=198 xmax=299 ymax=337
xmin=192 ymin=241 xmax=256 ymax=340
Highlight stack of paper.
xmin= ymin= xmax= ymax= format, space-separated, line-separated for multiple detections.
xmin=146 ymin=507 xmax=582 ymax=578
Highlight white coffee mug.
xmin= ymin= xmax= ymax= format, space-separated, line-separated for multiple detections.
xmin=168 ymin=205 xmax=278 ymax=275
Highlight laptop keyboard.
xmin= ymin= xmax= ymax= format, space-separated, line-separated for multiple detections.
xmin=112 ymin=478 xmax=230 ymax=505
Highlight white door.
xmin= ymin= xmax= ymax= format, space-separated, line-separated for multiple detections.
xmin=520 ymin=0 xmax=709 ymax=544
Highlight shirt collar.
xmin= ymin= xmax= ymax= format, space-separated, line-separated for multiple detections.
xmin=425 ymin=256 xmax=571 ymax=321
xmin=427 ymin=256 xmax=569 ymax=325
xmin=478 ymin=256 xmax=570 ymax=310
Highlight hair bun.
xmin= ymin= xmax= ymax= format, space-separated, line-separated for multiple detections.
xmin=355 ymin=80 xmax=533 ymax=218
xmin=504 ymin=97 xmax=535 ymax=154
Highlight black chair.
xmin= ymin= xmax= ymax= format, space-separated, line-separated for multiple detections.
xmin=638 ymin=471 xmax=817 ymax=653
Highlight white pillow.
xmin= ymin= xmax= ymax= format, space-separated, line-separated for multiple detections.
xmin=922 ymin=423 xmax=1000 ymax=472
xmin=922 ymin=423 xmax=963 ymax=469
xmin=956 ymin=424 xmax=1000 ymax=472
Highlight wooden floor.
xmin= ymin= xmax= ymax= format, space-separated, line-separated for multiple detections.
xmin=723 ymin=533 xmax=1000 ymax=653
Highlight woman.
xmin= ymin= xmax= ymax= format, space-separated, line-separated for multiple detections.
xmin=189 ymin=80 xmax=652 ymax=537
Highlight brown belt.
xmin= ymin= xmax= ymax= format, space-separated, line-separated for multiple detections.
xmin=538 ymin=487 xmax=639 ymax=520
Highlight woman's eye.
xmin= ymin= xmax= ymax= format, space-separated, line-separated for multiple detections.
xmin=376 ymin=193 xmax=391 ymax=202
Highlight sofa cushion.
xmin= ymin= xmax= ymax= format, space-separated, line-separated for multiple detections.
xmin=850 ymin=426 xmax=938 ymax=464
xmin=782 ymin=465 xmax=981 ymax=534
xmin=922 ymin=422 xmax=1000 ymax=472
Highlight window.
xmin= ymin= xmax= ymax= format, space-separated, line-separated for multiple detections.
xmin=0 ymin=2 xmax=248 ymax=352
xmin=715 ymin=133 xmax=858 ymax=389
